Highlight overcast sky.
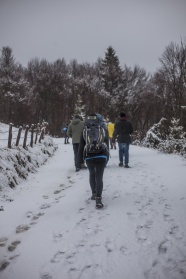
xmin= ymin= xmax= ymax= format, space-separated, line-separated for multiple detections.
xmin=0 ymin=0 xmax=186 ymax=73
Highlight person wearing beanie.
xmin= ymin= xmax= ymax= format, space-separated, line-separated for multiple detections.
xmin=112 ymin=112 xmax=133 ymax=168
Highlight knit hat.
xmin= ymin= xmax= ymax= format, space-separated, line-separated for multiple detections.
xmin=119 ymin=112 xmax=126 ymax=117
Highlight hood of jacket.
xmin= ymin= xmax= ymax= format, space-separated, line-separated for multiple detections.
xmin=71 ymin=118 xmax=82 ymax=125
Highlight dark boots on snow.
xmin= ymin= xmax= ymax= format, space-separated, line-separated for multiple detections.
xmin=96 ymin=197 xmax=104 ymax=209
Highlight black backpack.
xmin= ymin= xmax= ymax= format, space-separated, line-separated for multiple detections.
xmin=83 ymin=116 xmax=106 ymax=155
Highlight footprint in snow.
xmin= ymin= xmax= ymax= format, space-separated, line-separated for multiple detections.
xmin=41 ymin=272 xmax=53 ymax=279
xmin=136 ymin=225 xmax=148 ymax=242
xmin=0 ymin=237 xmax=8 ymax=247
xmin=0 ymin=260 xmax=10 ymax=271
xmin=112 ymin=192 xmax=120 ymax=199
xmin=136 ymin=220 xmax=153 ymax=243
xmin=40 ymin=203 xmax=51 ymax=210
xmin=54 ymin=189 xmax=62 ymax=194
xmin=105 ymin=240 xmax=114 ymax=253
xmin=50 ymin=250 xmax=65 ymax=263
xmin=26 ymin=211 xmax=33 ymax=218
xmin=120 ymin=245 xmax=129 ymax=255
xmin=79 ymin=207 xmax=85 ymax=212
xmin=8 ymin=240 xmax=21 ymax=251
xmin=32 ymin=212 xmax=45 ymax=220
xmin=16 ymin=224 xmax=30 ymax=233
xmin=53 ymin=232 xmax=63 ymax=242
xmin=68 ymin=180 xmax=75 ymax=184
xmin=158 ymin=240 xmax=168 ymax=254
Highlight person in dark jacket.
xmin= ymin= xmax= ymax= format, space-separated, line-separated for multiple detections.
xmin=67 ymin=115 xmax=87 ymax=171
xmin=113 ymin=112 xmax=133 ymax=168
xmin=77 ymin=114 xmax=109 ymax=208
xmin=62 ymin=124 xmax=69 ymax=144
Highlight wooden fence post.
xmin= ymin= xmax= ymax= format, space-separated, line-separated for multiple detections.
xmin=39 ymin=128 xmax=45 ymax=143
xmin=16 ymin=126 xmax=22 ymax=146
xmin=8 ymin=123 xmax=13 ymax=148
xmin=35 ymin=123 xmax=40 ymax=144
xmin=23 ymin=125 xmax=29 ymax=149
xmin=30 ymin=124 xmax=34 ymax=147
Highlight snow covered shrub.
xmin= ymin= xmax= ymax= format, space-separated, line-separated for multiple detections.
xmin=0 ymin=136 xmax=58 ymax=189
xmin=131 ymin=130 xmax=146 ymax=145
xmin=158 ymin=118 xmax=186 ymax=155
xmin=168 ymin=118 xmax=186 ymax=140
xmin=142 ymin=118 xmax=169 ymax=148
xmin=158 ymin=139 xmax=184 ymax=154
xmin=142 ymin=117 xmax=186 ymax=157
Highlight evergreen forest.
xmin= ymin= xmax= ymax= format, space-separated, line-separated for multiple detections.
xmin=0 ymin=41 xmax=186 ymax=138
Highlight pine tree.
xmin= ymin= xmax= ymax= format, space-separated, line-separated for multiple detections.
xmin=100 ymin=46 xmax=122 ymax=119
xmin=101 ymin=46 xmax=121 ymax=93
xmin=169 ymin=118 xmax=186 ymax=139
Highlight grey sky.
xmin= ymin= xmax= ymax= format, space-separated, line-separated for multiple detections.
xmin=0 ymin=0 xmax=186 ymax=73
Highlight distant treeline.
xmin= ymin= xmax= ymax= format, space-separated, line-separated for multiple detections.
xmin=0 ymin=42 xmax=186 ymax=137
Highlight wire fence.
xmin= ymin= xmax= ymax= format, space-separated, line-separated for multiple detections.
xmin=0 ymin=122 xmax=48 ymax=149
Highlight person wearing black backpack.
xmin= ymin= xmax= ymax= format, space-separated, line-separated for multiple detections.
xmin=77 ymin=114 xmax=109 ymax=209
xmin=112 ymin=112 xmax=133 ymax=168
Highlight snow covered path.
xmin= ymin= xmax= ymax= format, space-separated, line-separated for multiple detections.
xmin=0 ymin=138 xmax=186 ymax=279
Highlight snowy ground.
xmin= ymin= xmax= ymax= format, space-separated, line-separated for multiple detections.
xmin=0 ymin=138 xmax=186 ymax=279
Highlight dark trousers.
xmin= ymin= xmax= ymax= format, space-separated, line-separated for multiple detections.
xmin=73 ymin=143 xmax=79 ymax=168
xmin=86 ymin=158 xmax=106 ymax=197
xmin=64 ymin=134 xmax=69 ymax=144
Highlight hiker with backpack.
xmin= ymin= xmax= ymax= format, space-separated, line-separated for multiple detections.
xmin=77 ymin=114 xmax=109 ymax=209
xmin=112 ymin=112 xmax=133 ymax=168
xmin=67 ymin=115 xmax=87 ymax=172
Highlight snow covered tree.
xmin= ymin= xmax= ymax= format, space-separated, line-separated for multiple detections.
xmin=100 ymin=46 xmax=122 ymax=119
xmin=0 ymin=46 xmax=31 ymax=124
xmin=157 ymin=41 xmax=186 ymax=125
xmin=143 ymin=118 xmax=169 ymax=148
xmin=168 ymin=118 xmax=186 ymax=139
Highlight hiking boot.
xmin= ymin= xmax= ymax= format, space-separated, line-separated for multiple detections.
xmin=125 ymin=164 xmax=130 ymax=168
xmin=96 ymin=197 xmax=104 ymax=209
xmin=75 ymin=168 xmax=80 ymax=172
xmin=119 ymin=162 xmax=123 ymax=167
xmin=81 ymin=163 xmax=87 ymax=170
xmin=91 ymin=193 xmax=96 ymax=200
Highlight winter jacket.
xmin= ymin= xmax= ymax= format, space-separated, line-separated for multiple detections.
xmin=107 ymin=122 xmax=115 ymax=138
xmin=77 ymin=129 xmax=109 ymax=168
xmin=67 ymin=118 xmax=84 ymax=144
xmin=113 ymin=117 xmax=133 ymax=143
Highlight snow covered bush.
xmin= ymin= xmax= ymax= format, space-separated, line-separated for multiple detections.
xmin=142 ymin=118 xmax=169 ymax=148
xmin=168 ymin=118 xmax=186 ymax=140
xmin=0 ymin=136 xmax=58 ymax=190
xmin=142 ymin=117 xmax=186 ymax=157
xmin=158 ymin=118 xmax=186 ymax=155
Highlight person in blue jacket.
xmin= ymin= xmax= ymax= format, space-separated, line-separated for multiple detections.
xmin=62 ymin=124 xmax=69 ymax=144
